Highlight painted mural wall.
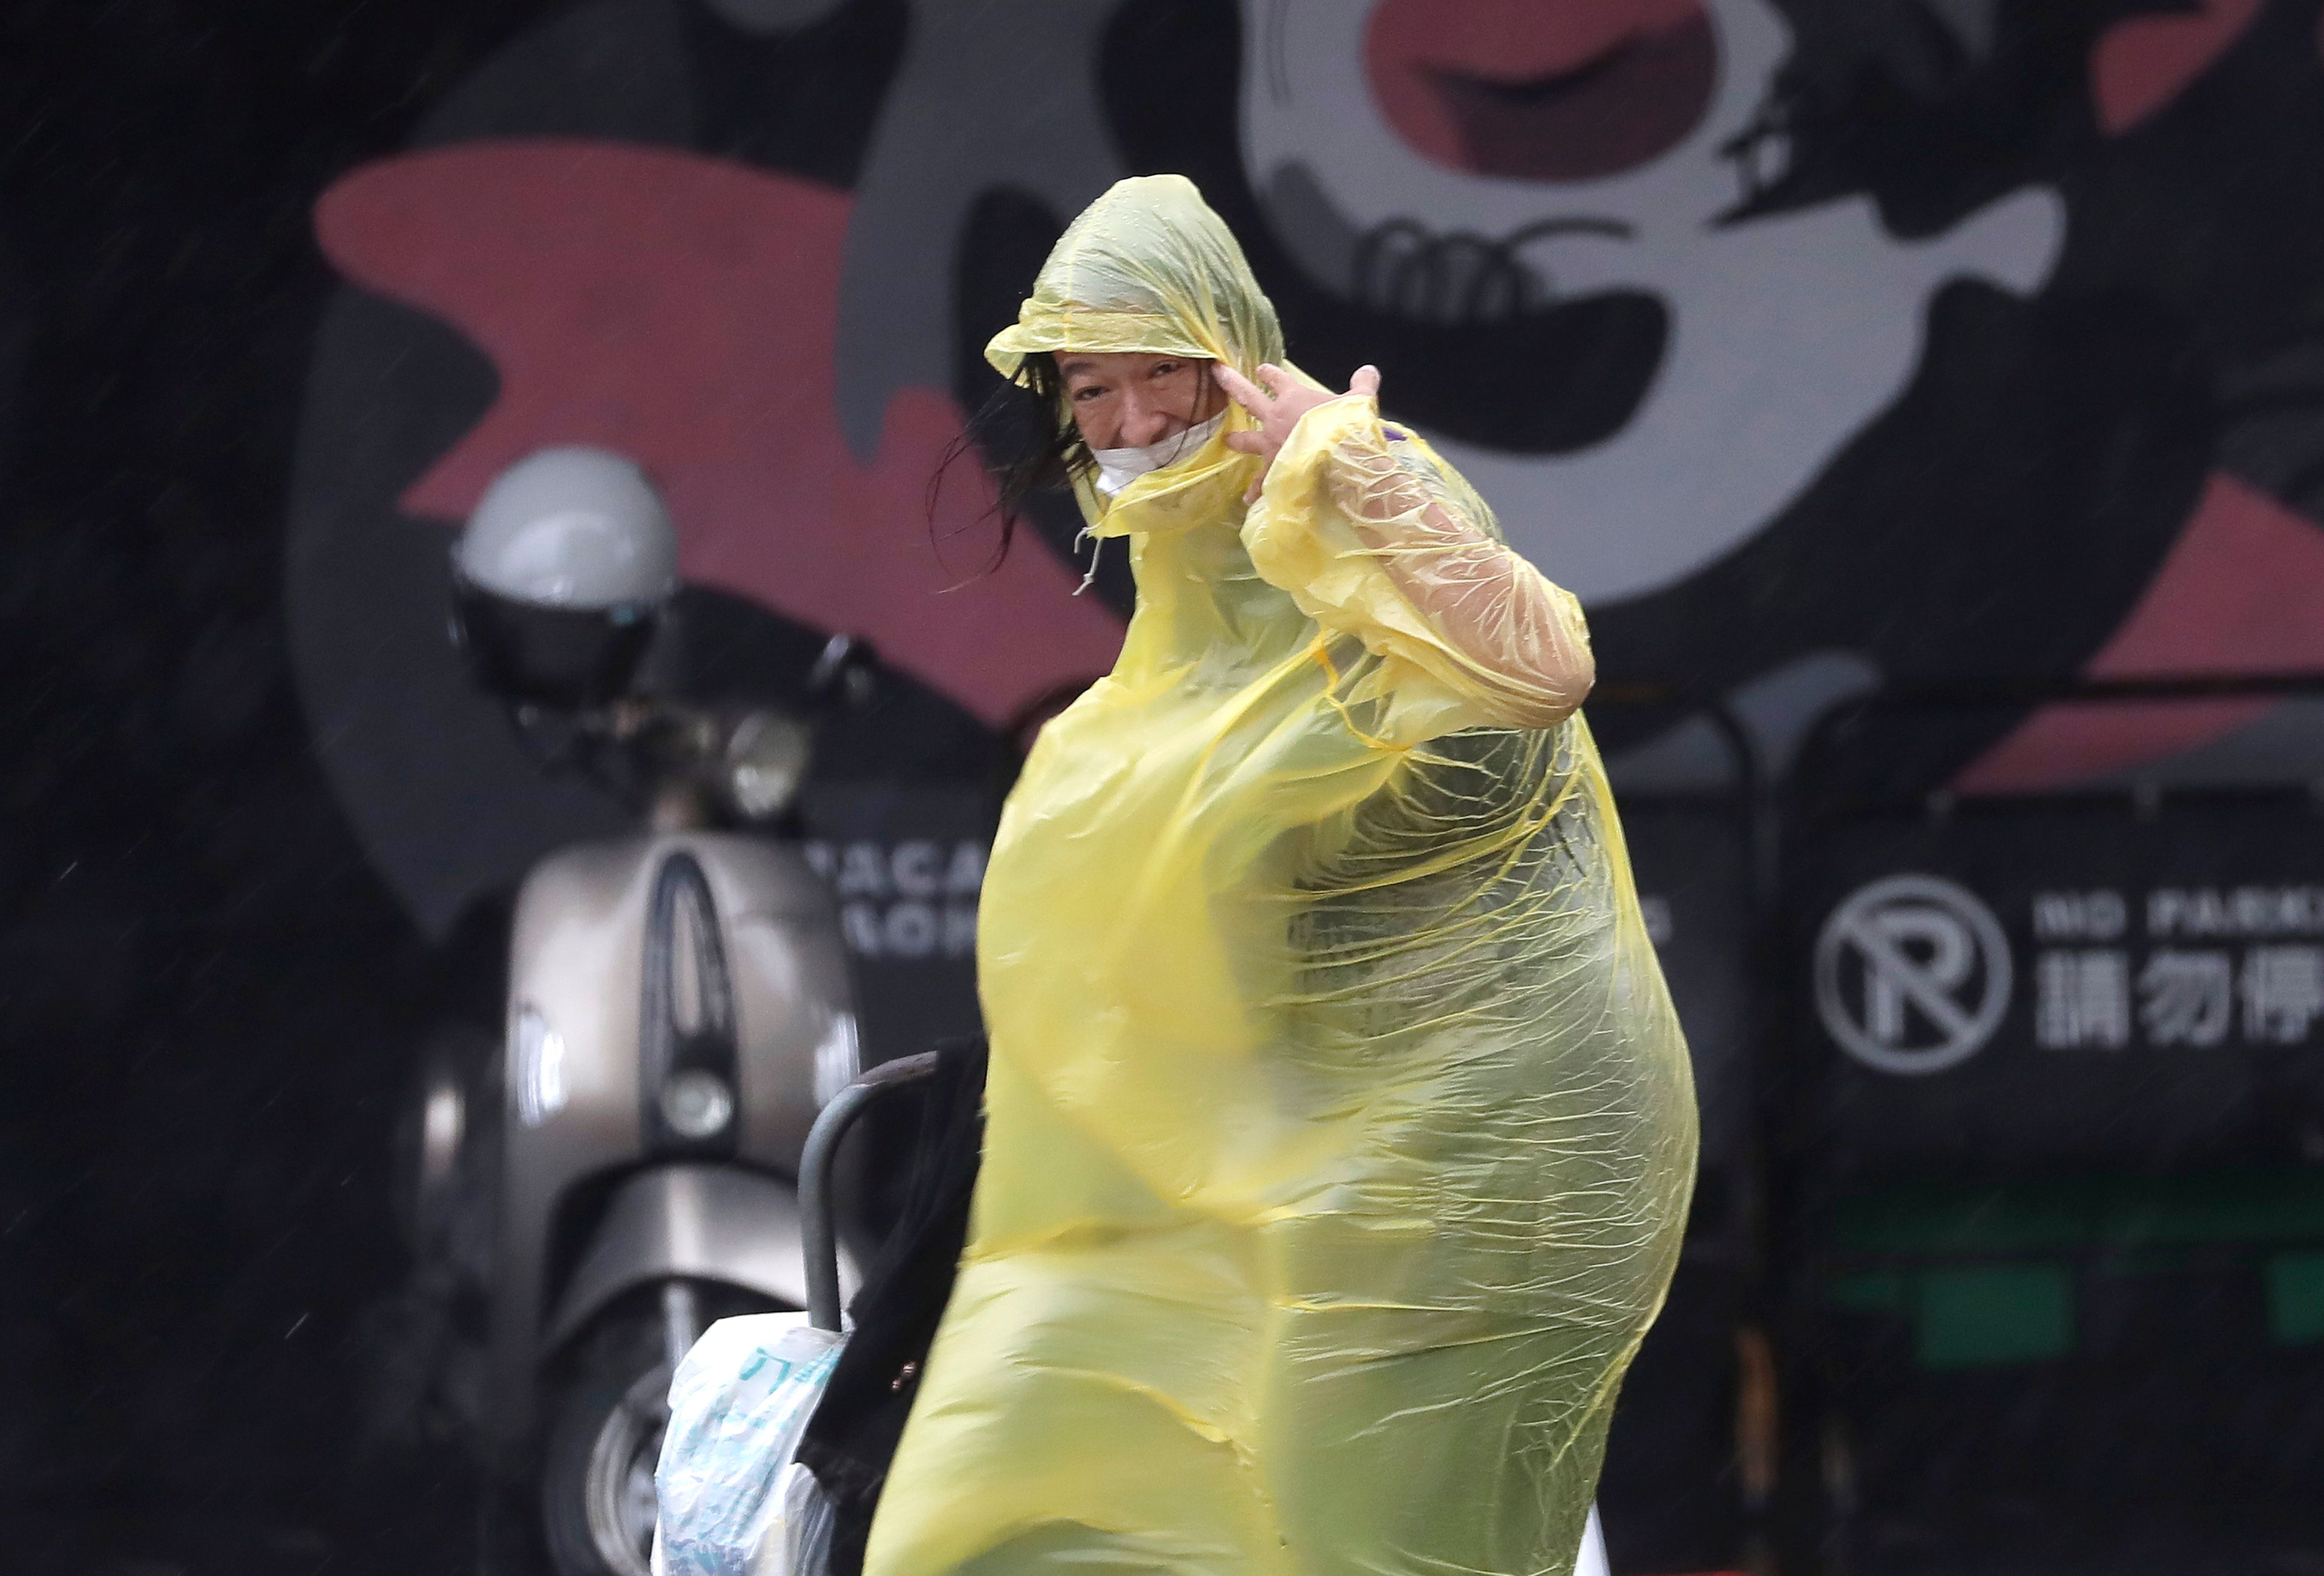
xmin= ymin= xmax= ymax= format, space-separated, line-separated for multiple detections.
xmin=7 ymin=2 xmax=2324 ymax=1568
xmin=290 ymin=0 xmax=2324 ymax=944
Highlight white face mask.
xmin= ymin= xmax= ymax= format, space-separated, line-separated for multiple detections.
xmin=1091 ymin=411 xmax=1226 ymax=496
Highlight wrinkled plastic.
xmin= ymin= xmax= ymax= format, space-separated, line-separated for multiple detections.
xmin=768 ymin=1461 xmax=838 ymax=1576
xmin=868 ymin=176 xmax=1698 ymax=1576
xmin=656 ymin=1313 xmax=844 ymax=1576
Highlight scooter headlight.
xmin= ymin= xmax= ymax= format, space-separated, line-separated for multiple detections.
xmin=721 ymin=711 xmax=811 ymax=821
xmin=660 ymin=1068 xmax=735 ymax=1140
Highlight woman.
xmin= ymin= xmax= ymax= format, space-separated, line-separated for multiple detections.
xmin=864 ymin=176 xmax=1696 ymax=1576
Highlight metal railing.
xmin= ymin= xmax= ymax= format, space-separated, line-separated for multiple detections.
xmin=797 ymin=1051 xmax=940 ymax=1331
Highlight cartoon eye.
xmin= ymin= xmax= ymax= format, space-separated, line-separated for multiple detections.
xmin=1722 ymin=104 xmax=1794 ymax=209
xmin=1365 ymin=0 xmax=1719 ymax=183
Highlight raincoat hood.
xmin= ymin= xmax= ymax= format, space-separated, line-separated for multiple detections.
xmin=985 ymin=174 xmax=1290 ymax=537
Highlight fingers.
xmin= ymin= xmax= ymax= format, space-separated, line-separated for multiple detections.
xmin=1221 ymin=361 xmax=1381 ymax=410
xmin=1216 ymin=362 xmax=1297 ymax=416
xmin=1212 ymin=363 xmax=1265 ymax=414
xmin=1222 ymin=430 xmax=1268 ymax=455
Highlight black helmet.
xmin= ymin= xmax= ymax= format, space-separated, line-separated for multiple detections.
xmin=450 ymin=446 xmax=679 ymax=707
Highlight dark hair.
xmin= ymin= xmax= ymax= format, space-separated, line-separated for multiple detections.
xmin=928 ymin=354 xmax=1090 ymax=568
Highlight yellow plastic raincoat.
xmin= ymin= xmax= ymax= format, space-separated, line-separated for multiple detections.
xmin=864 ymin=176 xmax=1697 ymax=1576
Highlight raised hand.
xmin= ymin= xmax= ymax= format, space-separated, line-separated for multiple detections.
xmin=1215 ymin=362 xmax=1382 ymax=500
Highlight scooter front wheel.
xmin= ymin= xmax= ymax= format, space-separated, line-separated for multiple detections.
xmin=540 ymin=1313 xmax=668 ymax=1576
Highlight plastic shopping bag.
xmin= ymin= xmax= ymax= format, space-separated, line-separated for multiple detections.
xmin=766 ymin=1460 xmax=838 ymax=1576
xmin=654 ymin=1312 xmax=844 ymax=1576
xmin=1578 ymin=1505 xmax=1609 ymax=1576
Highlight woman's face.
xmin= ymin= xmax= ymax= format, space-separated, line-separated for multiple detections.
xmin=1055 ymin=351 xmax=1226 ymax=450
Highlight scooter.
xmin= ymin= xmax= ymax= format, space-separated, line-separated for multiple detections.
xmin=392 ymin=447 xmax=869 ymax=1576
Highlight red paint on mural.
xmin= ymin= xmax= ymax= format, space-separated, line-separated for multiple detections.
xmin=2090 ymin=0 xmax=2261 ymax=135
xmin=314 ymin=139 xmax=1124 ymax=730
xmin=1365 ymin=0 xmax=1715 ymax=182
xmin=1957 ymin=473 xmax=2324 ymax=792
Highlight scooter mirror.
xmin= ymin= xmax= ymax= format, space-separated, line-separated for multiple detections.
xmin=804 ymin=632 xmax=879 ymax=712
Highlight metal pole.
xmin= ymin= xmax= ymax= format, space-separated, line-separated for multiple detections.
xmin=798 ymin=1051 xmax=941 ymax=1331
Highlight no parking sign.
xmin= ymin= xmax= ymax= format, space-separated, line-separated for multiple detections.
xmin=1814 ymin=874 xmax=2012 ymax=1075
xmin=1795 ymin=799 xmax=2324 ymax=1172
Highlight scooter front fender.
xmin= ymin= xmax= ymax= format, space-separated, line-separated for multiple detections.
xmin=541 ymin=1163 xmax=851 ymax=1354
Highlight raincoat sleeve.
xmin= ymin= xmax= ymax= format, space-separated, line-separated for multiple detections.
xmin=1242 ymin=394 xmax=1595 ymax=743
